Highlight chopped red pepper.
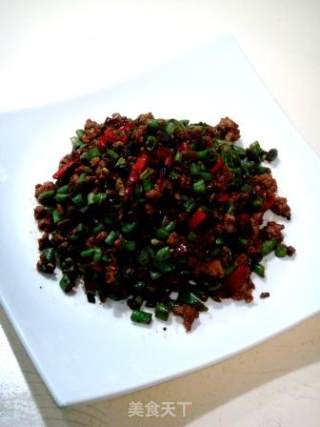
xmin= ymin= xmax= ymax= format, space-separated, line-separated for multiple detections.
xmin=124 ymin=153 xmax=149 ymax=200
xmin=238 ymin=213 xmax=250 ymax=223
xmin=215 ymin=193 xmax=229 ymax=203
xmin=210 ymin=157 xmax=224 ymax=174
xmin=132 ymin=153 xmax=149 ymax=174
xmin=98 ymin=127 xmax=129 ymax=150
xmin=53 ymin=160 xmax=76 ymax=180
xmin=179 ymin=142 xmax=189 ymax=153
xmin=188 ymin=208 xmax=207 ymax=230
xmin=225 ymin=265 xmax=251 ymax=290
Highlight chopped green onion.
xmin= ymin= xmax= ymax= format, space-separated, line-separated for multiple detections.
xmin=87 ymin=192 xmax=96 ymax=205
xmin=164 ymin=121 xmax=175 ymax=136
xmin=156 ymin=228 xmax=169 ymax=240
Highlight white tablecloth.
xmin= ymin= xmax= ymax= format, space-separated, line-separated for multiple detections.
xmin=1 ymin=1 xmax=319 ymax=426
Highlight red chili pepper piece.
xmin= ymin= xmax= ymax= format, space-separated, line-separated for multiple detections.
xmin=179 ymin=142 xmax=189 ymax=153
xmin=215 ymin=193 xmax=229 ymax=203
xmin=53 ymin=160 xmax=75 ymax=179
xmin=238 ymin=213 xmax=250 ymax=223
xmin=210 ymin=157 xmax=224 ymax=174
xmin=98 ymin=128 xmax=119 ymax=150
xmin=225 ymin=265 xmax=251 ymax=289
xmin=124 ymin=153 xmax=149 ymax=200
xmin=188 ymin=208 xmax=207 ymax=230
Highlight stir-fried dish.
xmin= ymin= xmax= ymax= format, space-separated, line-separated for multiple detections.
xmin=34 ymin=114 xmax=295 ymax=331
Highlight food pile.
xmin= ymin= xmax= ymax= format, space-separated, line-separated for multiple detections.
xmin=34 ymin=113 xmax=295 ymax=331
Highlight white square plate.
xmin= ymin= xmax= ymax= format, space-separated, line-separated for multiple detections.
xmin=1 ymin=36 xmax=320 ymax=407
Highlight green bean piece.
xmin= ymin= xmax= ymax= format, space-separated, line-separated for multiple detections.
xmin=143 ymin=180 xmax=153 ymax=192
xmin=42 ymin=247 xmax=55 ymax=262
xmin=261 ymin=239 xmax=276 ymax=256
xmin=93 ymin=247 xmax=102 ymax=262
xmin=275 ymin=244 xmax=287 ymax=258
xmin=145 ymin=136 xmax=157 ymax=151
xmin=156 ymin=228 xmax=170 ymax=240
xmin=138 ymin=249 xmax=150 ymax=266
xmin=150 ymin=271 xmax=161 ymax=280
xmin=60 ymin=275 xmax=73 ymax=292
xmin=187 ymin=231 xmax=197 ymax=242
xmin=165 ymin=121 xmax=175 ymax=136
xmin=115 ymin=157 xmax=126 ymax=168
xmin=72 ymin=194 xmax=84 ymax=206
xmin=121 ymin=222 xmax=137 ymax=234
xmin=52 ymin=210 xmax=61 ymax=224
xmin=266 ymin=148 xmax=278 ymax=162
xmin=76 ymin=129 xmax=85 ymax=138
xmin=127 ymin=296 xmax=144 ymax=310
xmin=78 ymin=173 xmax=87 ymax=183
xmin=215 ymin=237 xmax=224 ymax=245
xmin=155 ymin=302 xmax=170 ymax=321
xmin=106 ymin=149 xmax=119 ymax=160
xmin=133 ymin=281 xmax=147 ymax=292
xmin=80 ymin=248 xmax=95 ymax=258
xmin=95 ymin=193 xmax=107 ymax=204
xmin=193 ymin=179 xmax=206 ymax=193
xmin=82 ymin=147 xmax=101 ymax=160
xmin=174 ymin=151 xmax=182 ymax=162
xmin=55 ymin=193 xmax=69 ymax=203
xmin=256 ymin=166 xmax=271 ymax=175
xmin=253 ymin=263 xmax=265 ymax=277
xmin=38 ymin=190 xmax=55 ymax=203
xmin=87 ymin=192 xmax=96 ymax=205
xmin=164 ymin=221 xmax=175 ymax=232
xmin=105 ymin=231 xmax=117 ymax=246
xmin=183 ymin=199 xmax=196 ymax=213
xmin=131 ymin=310 xmax=152 ymax=324
xmin=56 ymin=185 xmax=69 ymax=194
xmin=122 ymin=240 xmax=136 ymax=252
xmin=140 ymin=167 xmax=153 ymax=180
xmin=252 ymin=198 xmax=263 ymax=209
xmin=180 ymin=292 xmax=208 ymax=311
xmin=148 ymin=119 xmax=159 ymax=130
xmin=155 ymin=246 xmax=170 ymax=263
